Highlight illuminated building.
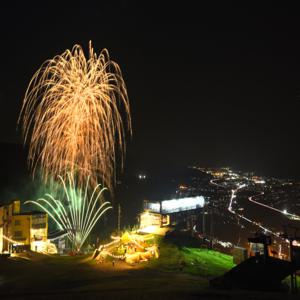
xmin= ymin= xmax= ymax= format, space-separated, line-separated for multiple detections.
xmin=251 ymin=176 xmax=265 ymax=184
xmin=140 ymin=211 xmax=162 ymax=227
xmin=139 ymin=211 xmax=170 ymax=235
xmin=141 ymin=196 xmax=206 ymax=232
xmin=144 ymin=196 xmax=205 ymax=214
xmin=0 ymin=200 xmax=48 ymax=253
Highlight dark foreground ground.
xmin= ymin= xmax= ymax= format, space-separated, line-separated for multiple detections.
xmin=0 ymin=253 xmax=299 ymax=300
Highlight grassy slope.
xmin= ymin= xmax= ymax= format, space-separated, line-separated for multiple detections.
xmin=149 ymin=240 xmax=235 ymax=278
xmin=1 ymin=245 xmax=299 ymax=299
xmin=182 ymin=247 xmax=235 ymax=277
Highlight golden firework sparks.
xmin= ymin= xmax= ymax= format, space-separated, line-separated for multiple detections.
xmin=19 ymin=42 xmax=131 ymax=191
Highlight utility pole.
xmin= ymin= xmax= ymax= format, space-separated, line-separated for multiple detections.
xmin=202 ymin=200 xmax=206 ymax=236
xmin=210 ymin=206 xmax=213 ymax=248
xmin=117 ymin=203 xmax=121 ymax=234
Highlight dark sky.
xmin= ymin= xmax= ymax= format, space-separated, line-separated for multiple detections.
xmin=1 ymin=2 xmax=300 ymax=178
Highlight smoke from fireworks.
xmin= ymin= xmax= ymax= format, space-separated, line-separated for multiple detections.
xmin=19 ymin=42 xmax=131 ymax=191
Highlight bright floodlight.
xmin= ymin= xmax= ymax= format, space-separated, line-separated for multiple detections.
xmin=148 ymin=202 xmax=161 ymax=212
xmin=161 ymin=196 xmax=205 ymax=213
xmin=146 ymin=196 xmax=205 ymax=214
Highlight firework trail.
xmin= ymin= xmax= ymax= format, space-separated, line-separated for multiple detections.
xmin=25 ymin=174 xmax=112 ymax=250
xmin=19 ymin=42 xmax=131 ymax=191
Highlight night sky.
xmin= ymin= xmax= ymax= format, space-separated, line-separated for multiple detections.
xmin=1 ymin=2 xmax=300 ymax=179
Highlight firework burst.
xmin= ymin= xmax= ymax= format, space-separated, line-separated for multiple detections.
xmin=19 ymin=42 xmax=131 ymax=191
xmin=25 ymin=174 xmax=112 ymax=250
